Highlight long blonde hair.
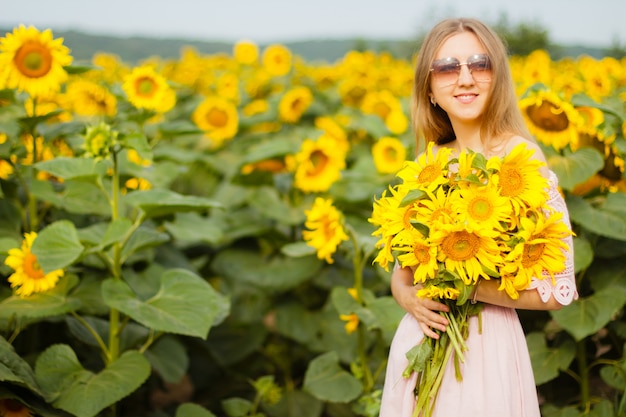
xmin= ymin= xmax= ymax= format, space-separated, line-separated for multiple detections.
xmin=411 ymin=17 xmax=532 ymax=150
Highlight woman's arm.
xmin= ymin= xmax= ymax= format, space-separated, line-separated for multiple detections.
xmin=391 ymin=265 xmax=450 ymax=339
xmin=470 ymin=278 xmax=564 ymax=310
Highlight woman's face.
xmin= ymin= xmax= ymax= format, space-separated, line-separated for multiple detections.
xmin=429 ymin=31 xmax=492 ymax=127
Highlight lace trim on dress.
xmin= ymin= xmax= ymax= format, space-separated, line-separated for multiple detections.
xmin=527 ymin=171 xmax=578 ymax=306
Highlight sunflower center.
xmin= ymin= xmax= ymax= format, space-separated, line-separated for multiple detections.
xmin=384 ymin=146 xmax=398 ymax=162
xmin=23 ymin=253 xmax=45 ymax=280
xmin=14 ymin=41 xmax=53 ymax=78
xmin=468 ymin=196 xmax=493 ymax=220
xmin=418 ymin=164 xmax=439 ymax=184
xmin=373 ymin=102 xmax=391 ymax=119
xmin=442 ymin=231 xmax=480 ymax=261
xmin=206 ymin=108 xmax=228 ymax=127
xmin=290 ymin=97 xmax=304 ymax=112
xmin=499 ymin=167 xmax=524 ymax=197
xmin=525 ymin=101 xmax=569 ymax=132
xmin=309 ymin=150 xmax=329 ymax=175
xmin=413 ymin=244 xmax=431 ymax=263
xmin=522 ymin=234 xmax=546 ymax=267
xmin=3 ymin=399 xmax=26 ymax=412
xmin=135 ymin=76 xmax=157 ymax=97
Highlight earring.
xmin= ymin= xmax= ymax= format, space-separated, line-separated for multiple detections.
xmin=430 ymin=96 xmax=436 ymax=106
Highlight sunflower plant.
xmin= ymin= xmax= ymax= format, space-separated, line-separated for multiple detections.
xmin=369 ymin=142 xmax=573 ymax=417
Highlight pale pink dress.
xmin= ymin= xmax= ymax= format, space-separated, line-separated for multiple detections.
xmin=379 ymin=171 xmax=578 ymax=417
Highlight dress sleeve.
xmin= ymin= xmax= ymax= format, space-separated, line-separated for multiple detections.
xmin=527 ymin=171 xmax=578 ymax=306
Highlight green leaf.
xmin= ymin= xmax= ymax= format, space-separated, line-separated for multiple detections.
xmin=35 ymin=157 xmax=100 ymax=180
xmin=281 ymin=241 xmax=317 ymax=257
xmin=526 ymin=332 xmax=576 ymax=385
xmin=303 ymin=351 xmax=362 ymax=403
xmin=123 ymin=132 xmax=152 ymax=162
xmin=567 ymin=195 xmax=626 ymax=241
xmin=221 ymin=398 xmax=253 ymax=417
xmin=573 ymin=237 xmax=593 ymax=273
xmin=248 ymin=186 xmax=305 ymax=225
xmin=551 ymin=288 xmax=626 ymax=341
xmin=102 ymin=268 xmax=228 ymax=338
xmin=176 ymin=402 xmax=217 ymax=417
xmin=0 ymin=274 xmax=81 ymax=321
xmin=399 ymin=189 xmax=426 ymax=207
xmin=403 ymin=339 xmax=433 ymax=377
xmin=212 ymin=249 xmax=322 ymax=293
xmin=263 ymin=389 xmax=323 ymax=417
xmin=120 ymin=226 xmax=170 ymax=263
xmin=145 ymin=336 xmax=188 ymax=384
xmin=164 ymin=212 xmax=224 ymax=246
xmin=62 ymin=181 xmax=111 ymax=216
xmin=0 ymin=335 xmax=44 ymax=395
xmin=32 ymin=220 xmax=84 ymax=273
xmin=548 ymin=147 xmax=604 ymax=190
xmin=35 ymin=345 xmax=150 ymax=417
xmin=123 ymin=189 xmax=222 ymax=218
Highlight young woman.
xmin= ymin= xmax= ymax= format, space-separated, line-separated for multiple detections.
xmin=378 ymin=18 xmax=577 ymax=417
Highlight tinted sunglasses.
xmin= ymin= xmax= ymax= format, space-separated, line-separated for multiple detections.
xmin=430 ymin=54 xmax=492 ymax=86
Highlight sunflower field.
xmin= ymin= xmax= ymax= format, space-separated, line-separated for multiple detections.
xmin=0 ymin=24 xmax=626 ymax=417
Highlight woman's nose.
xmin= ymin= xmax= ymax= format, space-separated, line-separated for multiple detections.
xmin=457 ymin=65 xmax=475 ymax=86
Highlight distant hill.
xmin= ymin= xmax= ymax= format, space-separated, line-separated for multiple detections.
xmin=0 ymin=27 xmax=613 ymax=65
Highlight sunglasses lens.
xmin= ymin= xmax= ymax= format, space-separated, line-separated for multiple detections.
xmin=467 ymin=55 xmax=491 ymax=80
xmin=431 ymin=57 xmax=461 ymax=85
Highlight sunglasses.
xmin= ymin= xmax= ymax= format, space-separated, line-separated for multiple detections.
xmin=430 ymin=54 xmax=492 ymax=86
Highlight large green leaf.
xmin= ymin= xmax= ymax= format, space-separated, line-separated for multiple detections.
xmin=263 ymin=389 xmax=323 ymax=417
xmin=248 ymin=186 xmax=306 ymax=225
xmin=32 ymin=220 xmax=84 ymax=273
xmin=35 ymin=345 xmax=150 ymax=417
xmin=62 ymin=180 xmax=111 ymax=216
xmin=0 ymin=274 xmax=81 ymax=321
xmin=526 ymin=332 xmax=576 ymax=385
xmin=0 ymin=335 xmax=43 ymax=395
xmin=35 ymin=157 xmax=102 ymax=180
xmin=573 ymin=237 xmax=593 ymax=273
xmin=144 ymin=336 xmax=189 ymax=384
xmin=123 ymin=189 xmax=222 ymax=218
xmin=212 ymin=249 xmax=322 ymax=293
xmin=566 ymin=195 xmax=626 ymax=241
xmin=120 ymin=226 xmax=170 ymax=263
xmin=102 ymin=268 xmax=228 ymax=338
xmin=548 ymin=147 xmax=604 ymax=190
xmin=176 ymin=402 xmax=217 ymax=417
xmin=164 ymin=212 xmax=224 ymax=246
xmin=303 ymin=351 xmax=362 ymax=403
xmin=551 ymin=287 xmax=626 ymax=341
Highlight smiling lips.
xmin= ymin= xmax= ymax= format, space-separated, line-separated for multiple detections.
xmin=455 ymin=94 xmax=478 ymax=104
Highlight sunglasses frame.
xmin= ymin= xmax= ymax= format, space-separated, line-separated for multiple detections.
xmin=429 ymin=54 xmax=492 ymax=85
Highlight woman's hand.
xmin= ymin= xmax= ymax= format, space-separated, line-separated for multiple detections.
xmin=390 ymin=265 xmax=450 ymax=339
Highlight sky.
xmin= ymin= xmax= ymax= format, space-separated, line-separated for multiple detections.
xmin=2 ymin=0 xmax=625 ymax=48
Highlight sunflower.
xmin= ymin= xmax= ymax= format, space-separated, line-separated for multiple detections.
xmin=314 ymin=116 xmax=350 ymax=154
xmin=385 ymin=109 xmax=409 ymax=135
xmin=487 ymin=143 xmax=548 ymax=215
xmin=242 ymin=99 xmax=269 ymax=116
xmin=303 ymin=197 xmax=349 ymax=264
xmin=452 ymin=182 xmax=512 ymax=236
xmin=0 ymin=25 xmax=72 ymax=97
xmin=430 ymin=224 xmax=501 ymax=285
xmin=413 ymin=186 xmax=455 ymax=229
xmin=339 ymin=314 xmax=360 ymax=334
xmin=278 ymin=86 xmax=313 ymax=123
xmin=0 ymin=399 xmax=34 ymax=417
xmin=122 ymin=65 xmax=176 ymax=113
xmin=289 ymin=134 xmax=346 ymax=193
xmin=83 ymin=122 xmax=117 ymax=160
xmin=500 ymin=210 xmax=571 ymax=299
xmin=192 ymin=96 xmax=239 ymax=148
xmin=233 ymin=40 xmax=259 ymax=65
xmin=396 ymin=142 xmax=452 ymax=192
xmin=65 ymin=78 xmax=117 ymax=117
xmin=395 ymin=229 xmax=439 ymax=283
xmin=372 ymin=136 xmax=406 ymax=174
xmin=4 ymin=231 xmax=64 ymax=297
xmin=262 ymin=44 xmax=292 ymax=77
xmin=0 ymin=159 xmax=13 ymax=179
xmin=519 ymin=89 xmax=583 ymax=150
xmin=360 ymin=89 xmax=402 ymax=121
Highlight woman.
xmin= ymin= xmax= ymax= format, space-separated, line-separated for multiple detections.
xmin=378 ymin=18 xmax=577 ymax=417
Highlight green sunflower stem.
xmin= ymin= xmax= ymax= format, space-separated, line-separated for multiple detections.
xmin=108 ymin=151 xmax=122 ymax=366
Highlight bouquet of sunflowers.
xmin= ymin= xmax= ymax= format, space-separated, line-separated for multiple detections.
xmin=369 ymin=142 xmax=572 ymax=417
